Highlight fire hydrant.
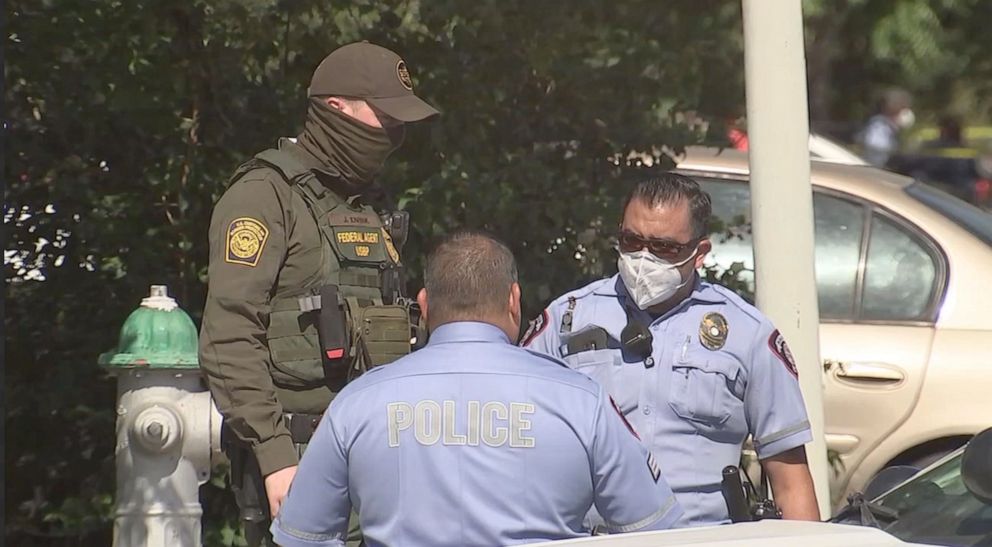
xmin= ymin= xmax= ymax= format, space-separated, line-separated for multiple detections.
xmin=100 ymin=285 xmax=223 ymax=546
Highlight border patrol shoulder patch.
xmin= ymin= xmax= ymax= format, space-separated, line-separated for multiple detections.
xmin=519 ymin=309 xmax=549 ymax=347
xmin=768 ymin=329 xmax=799 ymax=378
xmin=225 ymin=217 xmax=269 ymax=267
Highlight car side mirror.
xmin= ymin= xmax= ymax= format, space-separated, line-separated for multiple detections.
xmin=864 ymin=465 xmax=921 ymax=500
xmin=962 ymin=427 xmax=992 ymax=504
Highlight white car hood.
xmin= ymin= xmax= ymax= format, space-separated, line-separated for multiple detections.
xmin=530 ymin=520 xmax=926 ymax=546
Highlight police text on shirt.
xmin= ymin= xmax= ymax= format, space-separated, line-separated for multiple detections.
xmin=387 ymin=400 xmax=536 ymax=448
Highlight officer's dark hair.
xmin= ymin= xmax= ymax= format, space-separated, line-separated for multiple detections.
xmin=424 ymin=230 xmax=518 ymax=326
xmin=622 ymin=173 xmax=712 ymax=239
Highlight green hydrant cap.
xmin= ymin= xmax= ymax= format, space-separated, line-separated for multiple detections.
xmin=99 ymin=285 xmax=199 ymax=369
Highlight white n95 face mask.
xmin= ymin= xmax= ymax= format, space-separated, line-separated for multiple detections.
xmin=896 ymin=108 xmax=916 ymax=129
xmin=618 ymin=249 xmax=697 ymax=309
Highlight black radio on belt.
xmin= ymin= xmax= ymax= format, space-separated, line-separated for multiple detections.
xmin=380 ymin=210 xmax=410 ymax=251
xmin=318 ymin=285 xmax=350 ymax=367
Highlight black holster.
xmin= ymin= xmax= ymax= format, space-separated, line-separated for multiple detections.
xmin=721 ymin=465 xmax=753 ymax=523
xmin=224 ymin=428 xmax=273 ymax=547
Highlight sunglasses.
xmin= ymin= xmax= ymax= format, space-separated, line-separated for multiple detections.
xmin=617 ymin=230 xmax=700 ymax=260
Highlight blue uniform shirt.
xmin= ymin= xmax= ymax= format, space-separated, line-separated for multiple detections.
xmin=522 ymin=276 xmax=812 ymax=527
xmin=272 ymin=321 xmax=683 ymax=547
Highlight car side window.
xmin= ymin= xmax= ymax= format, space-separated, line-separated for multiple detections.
xmin=701 ymin=180 xmax=756 ymax=294
xmin=861 ymin=214 xmax=938 ymax=322
xmin=812 ymin=194 xmax=866 ymax=320
xmin=698 ymin=177 xmax=940 ymax=324
xmin=700 ymin=180 xmax=867 ymax=318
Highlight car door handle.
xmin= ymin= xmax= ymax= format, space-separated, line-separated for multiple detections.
xmin=833 ymin=362 xmax=905 ymax=384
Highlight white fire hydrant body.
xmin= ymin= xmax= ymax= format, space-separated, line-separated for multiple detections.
xmin=113 ymin=371 xmax=221 ymax=546
xmin=101 ymin=286 xmax=223 ymax=547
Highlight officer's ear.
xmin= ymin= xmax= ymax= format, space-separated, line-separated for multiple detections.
xmin=509 ymin=283 xmax=522 ymax=321
xmin=416 ymin=288 xmax=429 ymax=325
xmin=325 ymin=96 xmax=351 ymax=115
xmin=694 ymin=237 xmax=712 ymax=269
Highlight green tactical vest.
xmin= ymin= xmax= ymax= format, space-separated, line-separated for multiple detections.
xmin=229 ymin=148 xmax=413 ymax=391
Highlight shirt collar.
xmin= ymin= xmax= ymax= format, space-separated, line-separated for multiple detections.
xmin=426 ymin=321 xmax=512 ymax=346
xmin=277 ymin=137 xmax=343 ymax=180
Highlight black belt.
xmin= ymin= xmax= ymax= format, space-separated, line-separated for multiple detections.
xmin=284 ymin=413 xmax=322 ymax=444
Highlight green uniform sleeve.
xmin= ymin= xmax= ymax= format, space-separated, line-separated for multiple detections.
xmin=199 ymin=174 xmax=298 ymax=476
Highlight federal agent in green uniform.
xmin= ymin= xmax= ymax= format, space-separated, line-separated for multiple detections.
xmin=198 ymin=42 xmax=438 ymax=545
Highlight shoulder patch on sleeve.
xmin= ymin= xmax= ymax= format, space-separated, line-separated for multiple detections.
xmin=225 ymin=217 xmax=269 ymax=266
xmin=519 ymin=309 xmax=549 ymax=347
xmin=609 ymin=395 xmax=640 ymax=440
xmin=768 ymin=329 xmax=799 ymax=378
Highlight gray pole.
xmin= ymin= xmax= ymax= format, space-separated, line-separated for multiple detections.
xmin=741 ymin=0 xmax=830 ymax=517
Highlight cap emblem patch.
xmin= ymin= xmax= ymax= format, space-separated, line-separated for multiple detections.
xmin=396 ymin=60 xmax=413 ymax=90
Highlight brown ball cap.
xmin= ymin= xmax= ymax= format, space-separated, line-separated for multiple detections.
xmin=308 ymin=42 xmax=440 ymax=122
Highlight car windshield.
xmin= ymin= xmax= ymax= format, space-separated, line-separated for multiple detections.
xmin=905 ymin=182 xmax=992 ymax=247
xmin=874 ymin=450 xmax=992 ymax=545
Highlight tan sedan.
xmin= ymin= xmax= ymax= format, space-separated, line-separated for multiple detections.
xmin=673 ymin=147 xmax=992 ymax=506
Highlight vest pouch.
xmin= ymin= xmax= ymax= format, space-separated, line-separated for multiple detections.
xmin=266 ymin=306 xmax=326 ymax=388
xmin=352 ymin=305 xmax=412 ymax=370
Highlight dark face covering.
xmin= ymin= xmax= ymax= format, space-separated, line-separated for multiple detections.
xmin=298 ymin=98 xmax=405 ymax=192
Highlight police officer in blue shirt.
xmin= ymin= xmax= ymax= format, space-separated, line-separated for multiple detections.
xmin=272 ymin=230 xmax=683 ymax=547
xmin=522 ymin=174 xmax=820 ymax=527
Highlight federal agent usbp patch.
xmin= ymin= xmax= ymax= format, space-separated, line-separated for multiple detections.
xmin=225 ymin=217 xmax=269 ymax=267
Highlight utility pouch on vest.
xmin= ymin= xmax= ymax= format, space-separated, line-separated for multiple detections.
xmin=266 ymin=299 xmax=325 ymax=388
xmin=349 ymin=301 xmax=412 ymax=373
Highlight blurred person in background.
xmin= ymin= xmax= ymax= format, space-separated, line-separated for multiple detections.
xmin=923 ymin=115 xmax=964 ymax=150
xmin=858 ymin=88 xmax=915 ymax=168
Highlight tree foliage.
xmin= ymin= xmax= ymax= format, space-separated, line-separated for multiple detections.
xmin=6 ymin=1 xmax=990 ymax=545
xmin=804 ymin=0 xmax=992 ymax=127
xmin=6 ymin=1 xmax=739 ymax=543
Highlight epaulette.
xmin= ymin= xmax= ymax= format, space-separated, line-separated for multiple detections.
xmin=550 ymin=277 xmax=613 ymax=307
xmin=522 ymin=348 xmax=570 ymax=369
xmin=707 ymin=284 xmax=765 ymax=325
xmin=548 ymin=278 xmax=616 ymax=336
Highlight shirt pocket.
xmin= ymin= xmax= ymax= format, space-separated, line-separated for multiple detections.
xmin=668 ymin=354 xmax=744 ymax=431
xmin=563 ymin=349 xmax=639 ymax=414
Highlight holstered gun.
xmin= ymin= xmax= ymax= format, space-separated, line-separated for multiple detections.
xmin=721 ymin=463 xmax=784 ymax=522
xmin=223 ymin=429 xmax=272 ymax=546
xmin=722 ymin=465 xmax=753 ymax=523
